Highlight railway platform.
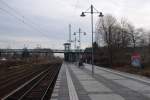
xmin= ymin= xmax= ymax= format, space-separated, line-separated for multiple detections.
xmin=51 ymin=62 xmax=150 ymax=100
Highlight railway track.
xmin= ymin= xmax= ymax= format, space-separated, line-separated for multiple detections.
xmin=0 ymin=66 xmax=32 ymax=80
xmin=0 ymin=64 xmax=51 ymax=98
xmin=2 ymin=64 xmax=61 ymax=100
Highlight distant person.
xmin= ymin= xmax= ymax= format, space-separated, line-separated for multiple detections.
xmin=78 ymin=59 xmax=84 ymax=68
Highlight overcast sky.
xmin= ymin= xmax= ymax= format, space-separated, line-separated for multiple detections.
xmin=0 ymin=0 xmax=150 ymax=49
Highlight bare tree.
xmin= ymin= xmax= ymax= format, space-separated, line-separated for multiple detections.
xmin=95 ymin=13 xmax=150 ymax=67
xmin=127 ymin=24 xmax=138 ymax=48
xmin=119 ymin=18 xmax=131 ymax=48
xmin=96 ymin=15 xmax=140 ymax=66
xmin=96 ymin=14 xmax=118 ymax=66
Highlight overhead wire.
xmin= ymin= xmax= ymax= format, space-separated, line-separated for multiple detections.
xmin=0 ymin=0 xmax=47 ymax=32
xmin=0 ymin=7 xmax=48 ymax=38
xmin=0 ymin=7 xmax=47 ymax=47
xmin=0 ymin=0 xmax=50 ymax=39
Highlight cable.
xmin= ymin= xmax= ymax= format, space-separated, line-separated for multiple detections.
xmin=0 ymin=0 xmax=46 ymax=32
xmin=0 ymin=0 xmax=50 ymax=39
xmin=0 ymin=7 xmax=49 ymax=38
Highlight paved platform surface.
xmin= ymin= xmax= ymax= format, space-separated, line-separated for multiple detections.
xmin=51 ymin=62 xmax=150 ymax=100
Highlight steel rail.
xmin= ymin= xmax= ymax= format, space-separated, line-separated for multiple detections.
xmin=1 ymin=67 xmax=50 ymax=100
xmin=18 ymin=70 xmax=50 ymax=100
xmin=0 ymin=66 xmax=47 ymax=90
xmin=41 ymin=66 xmax=60 ymax=100
xmin=19 ymin=66 xmax=60 ymax=100
xmin=2 ymin=65 xmax=61 ymax=100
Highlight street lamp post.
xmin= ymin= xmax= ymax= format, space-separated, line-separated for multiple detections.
xmin=74 ymin=28 xmax=86 ymax=62
xmin=80 ymin=5 xmax=103 ymax=75
xmin=73 ymin=32 xmax=77 ymax=50
xmin=74 ymin=28 xmax=86 ymax=51
xmin=73 ymin=32 xmax=78 ymax=62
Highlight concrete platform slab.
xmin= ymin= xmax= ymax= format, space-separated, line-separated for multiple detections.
xmin=51 ymin=62 xmax=150 ymax=100
xmin=114 ymin=79 xmax=149 ymax=91
xmin=81 ymin=81 xmax=112 ymax=92
xmin=89 ymin=94 xmax=125 ymax=100
xmin=99 ymin=73 xmax=125 ymax=80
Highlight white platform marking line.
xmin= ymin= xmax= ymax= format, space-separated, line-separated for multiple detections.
xmin=66 ymin=65 xmax=79 ymax=100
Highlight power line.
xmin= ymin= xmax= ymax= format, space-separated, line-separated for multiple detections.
xmin=0 ymin=0 xmax=46 ymax=31
xmin=0 ymin=7 xmax=48 ymax=38
xmin=0 ymin=0 xmax=50 ymax=39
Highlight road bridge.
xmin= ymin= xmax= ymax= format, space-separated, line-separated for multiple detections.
xmin=0 ymin=49 xmax=91 ymax=62
xmin=0 ymin=49 xmax=88 ymax=53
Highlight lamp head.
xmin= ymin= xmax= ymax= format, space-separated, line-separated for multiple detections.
xmin=84 ymin=32 xmax=86 ymax=35
xmin=80 ymin=12 xmax=86 ymax=17
xmin=99 ymin=12 xmax=104 ymax=17
xmin=73 ymin=32 xmax=76 ymax=35
xmin=70 ymin=40 xmax=74 ymax=42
